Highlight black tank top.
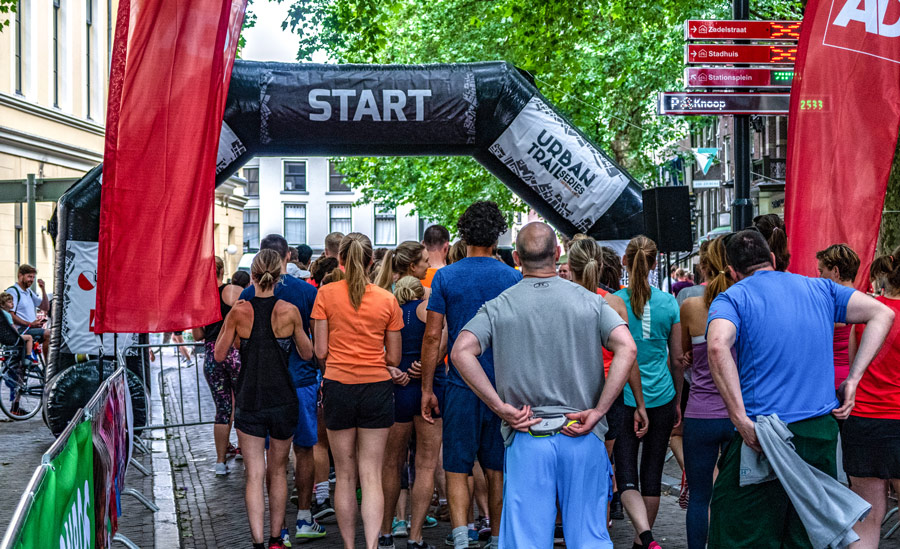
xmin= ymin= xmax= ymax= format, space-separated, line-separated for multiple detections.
xmin=203 ymin=284 xmax=232 ymax=343
xmin=235 ymin=296 xmax=297 ymax=411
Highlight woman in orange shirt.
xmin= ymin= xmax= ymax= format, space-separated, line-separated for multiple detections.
xmin=311 ymin=233 xmax=405 ymax=549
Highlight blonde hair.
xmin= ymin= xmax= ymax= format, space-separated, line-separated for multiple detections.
xmin=375 ymin=241 xmax=426 ymax=290
xmin=394 ymin=276 xmax=425 ymax=305
xmin=251 ymin=249 xmax=282 ymax=292
xmin=624 ymin=235 xmax=658 ymax=318
xmin=339 ymin=233 xmax=373 ymax=310
xmin=0 ymin=292 xmax=12 ymax=307
xmin=448 ymin=240 xmax=467 ymax=264
xmin=704 ymin=236 xmax=734 ymax=308
xmin=568 ymin=238 xmax=602 ymax=293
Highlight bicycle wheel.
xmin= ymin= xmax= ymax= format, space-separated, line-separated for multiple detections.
xmin=0 ymin=361 xmax=42 ymax=420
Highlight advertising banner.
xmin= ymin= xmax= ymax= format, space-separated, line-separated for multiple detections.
xmin=92 ymin=374 xmax=130 ymax=547
xmin=785 ymin=0 xmax=900 ymax=282
xmin=489 ymin=97 xmax=631 ymax=233
xmin=13 ymin=421 xmax=95 ymax=549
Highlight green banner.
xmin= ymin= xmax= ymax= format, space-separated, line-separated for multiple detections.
xmin=14 ymin=420 xmax=95 ymax=549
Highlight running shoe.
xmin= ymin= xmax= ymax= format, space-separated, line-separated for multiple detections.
xmin=280 ymin=529 xmax=292 ymax=548
xmin=214 ymin=463 xmax=228 ymax=476
xmin=234 ymin=446 xmax=243 ymax=460
xmin=295 ymin=518 xmax=326 ymax=540
xmin=647 ymin=543 xmax=662 ymax=549
xmin=443 ymin=530 xmax=481 ymax=547
xmin=312 ymin=498 xmax=335 ymax=521
xmin=379 ymin=534 xmax=395 ymax=548
xmin=476 ymin=518 xmax=490 ymax=541
xmin=434 ymin=503 xmax=450 ymax=522
xmin=678 ymin=472 xmax=690 ymax=510
xmin=423 ymin=515 xmax=438 ymax=529
xmin=392 ymin=518 xmax=409 ymax=538
xmin=610 ymin=497 xmax=625 ymax=520
xmin=267 ymin=539 xmax=285 ymax=549
xmin=226 ymin=443 xmax=238 ymax=458
xmin=407 ymin=541 xmax=435 ymax=549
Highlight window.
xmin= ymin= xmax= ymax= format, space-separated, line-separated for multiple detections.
xmin=329 ymin=204 xmax=352 ymax=234
xmin=14 ymin=0 xmax=23 ymax=94
xmin=86 ymin=0 xmax=93 ymax=119
xmin=329 ymin=160 xmax=351 ymax=192
xmin=53 ymin=0 xmax=60 ymax=107
xmin=284 ymin=161 xmax=307 ymax=192
xmin=374 ymin=204 xmax=396 ymax=246
xmin=243 ymin=209 xmax=259 ymax=251
xmin=243 ymin=168 xmax=259 ymax=196
xmin=284 ymin=204 xmax=307 ymax=245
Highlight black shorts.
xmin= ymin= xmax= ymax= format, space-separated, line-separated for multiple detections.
xmin=235 ymin=403 xmax=298 ymax=441
xmin=605 ymin=393 xmax=626 ymax=441
xmin=323 ymin=379 xmax=394 ymax=430
xmin=842 ymin=415 xmax=900 ymax=479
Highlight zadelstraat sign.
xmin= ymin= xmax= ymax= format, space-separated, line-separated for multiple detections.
xmin=488 ymin=97 xmax=631 ymax=233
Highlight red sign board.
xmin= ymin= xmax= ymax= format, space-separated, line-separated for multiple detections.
xmin=685 ymin=20 xmax=801 ymax=41
xmin=684 ymin=68 xmax=794 ymax=89
xmin=685 ymin=44 xmax=798 ymax=65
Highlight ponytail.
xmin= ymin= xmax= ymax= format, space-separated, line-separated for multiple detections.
xmin=394 ymin=276 xmax=425 ymax=305
xmin=374 ymin=241 xmax=426 ymax=290
xmin=624 ymin=235 xmax=657 ymax=318
xmin=704 ymin=236 xmax=734 ymax=308
xmin=753 ymin=214 xmax=790 ymax=272
xmin=339 ymin=233 xmax=374 ymax=310
xmin=251 ymin=249 xmax=282 ymax=292
xmin=375 ymin=249 xmax=396 ymax=290
xmin=568 ymin=238 xmax=602 ymax=293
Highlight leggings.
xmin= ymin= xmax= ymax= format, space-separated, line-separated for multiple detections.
xmin=203 ymin=341 xmax=241 ymax=424
xmin=613 ymin=399 xmax=676 ymax=497
xmin=683 ymin=417 xmax=734 ymax=549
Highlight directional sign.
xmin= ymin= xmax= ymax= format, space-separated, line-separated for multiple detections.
xmin=685 ymin=20 xmax=801 ymax=41
xmin=685 ymin=68 xmax=794 ymax=89
xmin=658 ymin=93 xmax=790 ymax=115
xmin=685 ymin=44 xmax=798 ymax=65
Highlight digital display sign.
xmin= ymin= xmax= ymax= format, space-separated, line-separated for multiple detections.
xmin=685 ymin=44 xmax=798 ymax=65
xmin=685 ymin=20 xmax=802 ymax=41
xmin=685 ymin=68 xmax=794 ymax=89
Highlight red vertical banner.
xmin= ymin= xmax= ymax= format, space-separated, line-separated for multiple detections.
xmin=96 ymin=0 xmax=247 ymax=332
xmin=785 ymin=0 xmax=900 ymax=285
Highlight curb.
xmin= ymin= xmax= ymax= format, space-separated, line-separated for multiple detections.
xmin=148 ymin=362 xmax=179 ymax=549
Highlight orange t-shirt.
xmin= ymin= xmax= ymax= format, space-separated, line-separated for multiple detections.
xmin=597 ymin=288 xmax=615 ymax=376
xmin=311 ymin=280 xmax=404 ymax=384
xmin=422 ymin=267 xmax=438 ymax=288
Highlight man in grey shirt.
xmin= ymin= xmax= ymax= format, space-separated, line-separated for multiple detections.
xmin=451 ymin=222 xmax=638 ymax=549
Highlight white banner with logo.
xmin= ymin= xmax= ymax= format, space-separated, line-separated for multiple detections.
xmin=62 ymin=240 xmax=138 ymax=354
xmin=489 ymin=97 xmax=631 ymax=233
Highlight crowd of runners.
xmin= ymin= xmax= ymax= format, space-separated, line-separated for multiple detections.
xmin=189 ymin=201 xmax=900 ymax=549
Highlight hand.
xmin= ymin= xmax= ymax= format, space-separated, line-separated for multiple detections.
xmin=408 ymin=360 xmax=422 ymax=379
xmin=496 ymin=403 xmax=540 ymax=432
xmin=387 ymin=366 xmax=409 ymax=386
xmin=29 ymin=320 xmax=44 ymax=328
xmin=682 ymin=349 xmax=693 ymax=368
xmin=736 ymin=416 xmax=761 ymax=453
xmin=562 ymin=408 xmax=603 ymax=437
xmin=673 ymin=403 xmax=683 ymax=429
xmin=421 ymin=390 xmax=440 ymax=424
xmin=634 ymin=406 xmax=650 ymax=438
xmin=833 ymin=379 xmax=858 ymax=420
xmin=37 ymin=279 xmax=45 ymax=291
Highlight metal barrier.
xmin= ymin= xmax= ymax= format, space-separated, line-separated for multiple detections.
xmin=124 ymin=341 xmax=215 ymax=431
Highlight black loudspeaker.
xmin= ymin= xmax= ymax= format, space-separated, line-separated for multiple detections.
xmin=642 ymin=186 xmax=693 ymax=253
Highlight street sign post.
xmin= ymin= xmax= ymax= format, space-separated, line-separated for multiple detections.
xmin=658 ymin=92 xmax=790 ymax=115
xmin=684 ymin=67 xmax=794 ymax=89
xmin=685 ymin=44 xmax=798 ymax=64
xmin=684 ymin=20 xmax=801 ymax=41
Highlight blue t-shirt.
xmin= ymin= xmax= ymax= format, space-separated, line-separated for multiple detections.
xmin=241 ymin=275 xmax=318 ymax=388
xmin=707 ymin=270 xmax=855 ymax=423
xmin=614 ymin=286 xmax=680 ymax=408
xmin=427 ymin=257 xmax=522 ymax=387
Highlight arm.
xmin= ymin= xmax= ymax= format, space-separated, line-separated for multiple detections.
xmin=292 ymin=309 xmax=313 ymax=361
xmin=707 ymin=318 xmax=759 ymax=451
xmin=9 ymin=310 xmax=31 ymax=329
xmin=669 ymin=322 xmax=684 ymax=428
xmin=451 ymin=330 xmax=538 ymax=431
xmin=384 ymin=330 xmax=408 ymax=386
xmin=680 ymin=301 xmax=694 ymax=368
xmin=420 ymin=311 xmax=444 ymax=393
xmin=213 ymin=307 xmax=241 ymax=362
xmin=833 ymin=292 xmax=895 ymax=418
xmin=847 ymin=325 xmax=858 ymax=367
xmin=36 ymin=280 xmax=49 ymax=313
xmin=313 ymin=319 xmax=329 ymax=362
xmin=563 ymin=324 xmax=638 ymax=436
xmin=191 ymin=326 xmax=205 ymax=341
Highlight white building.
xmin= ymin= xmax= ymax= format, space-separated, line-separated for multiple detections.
xmin=240 ymin=157 xmax=426 ymax=254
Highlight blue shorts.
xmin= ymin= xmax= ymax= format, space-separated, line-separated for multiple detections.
xmin=394 ymin=381 xmax=445 ymax=423
xmin=293 ymin=384 xmax=318 ymax=448
xmin=500 ymin=432 xmax=613 ymax=549
xmin=442 ymin=383 xmax=504 ymax=473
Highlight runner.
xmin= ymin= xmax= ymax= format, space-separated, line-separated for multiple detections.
xmin=447 ymin=240 xmax=467 ymax=265
xmin=191 ymin=256 xmax=243 ymax=476
xmin=816 ymin=244 xmax=861 ymax=391
xmin=706 ymin=229 xmax=892 ymax=547
xmin=678 ymin=236 xmax=734 ymax=549
xmin=844 ymin=251 xmax=900 ymax=548
xmin=379 ymin=276 xmax=446 ymax=549
xmin=422 ymin=225 xmax=450 ymax=288
xmin=420 ymin=201 xmax=522 ymax=549
xmin=311 ymin=233 xmax=405 ymax=549
xmin=375 ymin=241 xmax=430 ymax=291
xmin=451 ymin=222 xmax=637 ymax=548
xmin=214 ymin=249 xmax=314 ymax=549
xmin=613 ymin=235 xmax=683 ymax=549
xmin=752 ymin=213 xmax=790 ymax=272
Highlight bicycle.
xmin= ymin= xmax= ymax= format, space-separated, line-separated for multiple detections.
xmin=0 ymin=341 xmax=45 ymax=420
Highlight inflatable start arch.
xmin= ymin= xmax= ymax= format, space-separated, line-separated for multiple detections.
xmin=47 ymin=59 xmax=644 ymax=434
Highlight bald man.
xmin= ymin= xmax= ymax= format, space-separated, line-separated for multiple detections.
xmin=452 ymin=222 xmax=638 ymax=548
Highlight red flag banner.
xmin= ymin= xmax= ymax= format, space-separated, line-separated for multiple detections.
xmin=97 ymin=0 xmax=247 ymax=332
xmin=785 ymin=0 xmax=900 ymax=286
